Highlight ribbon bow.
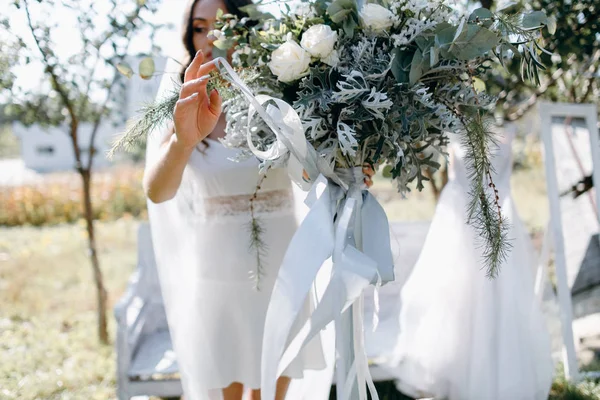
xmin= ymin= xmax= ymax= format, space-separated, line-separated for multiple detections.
xmin=213 ymin=58 xmax=395 ymax=400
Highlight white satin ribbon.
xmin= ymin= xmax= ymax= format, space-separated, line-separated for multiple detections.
xmin=213 ymin=58 xmax=395 ymax=400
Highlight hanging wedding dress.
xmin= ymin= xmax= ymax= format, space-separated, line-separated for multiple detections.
xmin=391 ymin=131 xmax=554 ymax=400
xmin=145 ymin=59 xmax=327 ymax=400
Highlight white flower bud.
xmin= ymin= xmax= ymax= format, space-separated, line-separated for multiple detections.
xmin=300 ymin=24 xmax=338 ymax=59
xmin=360 ymin=4 xmax=394 ymax=32
xmin=268 ymin=40 xmax=312 ymax=82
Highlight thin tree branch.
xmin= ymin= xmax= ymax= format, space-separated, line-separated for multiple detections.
xmin=505 ymin=67 xmax=564 ymax=121
xmin=23 ymin=0 xmax=83 ymax=170
xmin=87 ymin=36 xmax=135 ymax=171
xmin=80 ymin=2 xmax=144 ymax=118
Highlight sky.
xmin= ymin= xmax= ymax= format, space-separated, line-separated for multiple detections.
xmin=4 ymin=0 xmax=284 ymax=100
xmin=3 ymin=0 xmax=481 ymax=102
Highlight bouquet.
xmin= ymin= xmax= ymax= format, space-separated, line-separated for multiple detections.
xmin=112 ymin=1 xmax=552 ymax=397
xmin=115 ymin=0 xmax=553 ymax=276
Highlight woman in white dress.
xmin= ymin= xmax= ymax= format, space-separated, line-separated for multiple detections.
xmin=142 ymin=0 xmax=346 ymax=398
xmin=392 ymin=131 xmax=554 ymax=400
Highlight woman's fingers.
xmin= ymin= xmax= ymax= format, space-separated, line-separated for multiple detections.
xmin=175 ymin=92 xmax=200 ymax=112
xmin=184 ymin=50 xmax=205 ymax=82
xmin=302 ymin=170 xmax=310 ymax=182
xmin=180 ymin=75 xmax=210 ymax=99
xmin=196 ymin=59 xmax=218 ymax=80
xmin=363 ymin=163 xmax=375 ymax=188
xmin=208 ymin=89 xmax=222 ymax=117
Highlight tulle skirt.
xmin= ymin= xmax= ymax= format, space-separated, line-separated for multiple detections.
xmin=392 ymin=181 xmax=554 ymax=400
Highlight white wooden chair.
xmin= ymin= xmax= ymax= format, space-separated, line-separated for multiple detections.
xmin=114 ymin=222 xmax=183 ymax=400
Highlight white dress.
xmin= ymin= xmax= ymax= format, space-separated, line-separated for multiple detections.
xmin=146 ymin=133 xmax=325 ymax=398
xmin=391 ymin=133 xmax=554 ymax=400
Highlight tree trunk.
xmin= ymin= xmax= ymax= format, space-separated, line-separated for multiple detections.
xmin=80 ymin=169 xmax=109 ymax=344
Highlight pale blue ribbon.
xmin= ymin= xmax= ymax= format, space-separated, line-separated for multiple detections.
xmin=213 ymin=58 xmax=395 ymax=400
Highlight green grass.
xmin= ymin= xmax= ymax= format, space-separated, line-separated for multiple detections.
xmin=2 ymin=218 xmax=599 ymax=399
xmin=0 ymin=218 xmax=139 ymax=399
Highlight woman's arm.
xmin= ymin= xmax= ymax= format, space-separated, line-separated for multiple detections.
xmin=143 ymin=132 xmax=194 ymax=203
xmin=143 ymin=50 xmax=222 ymax=204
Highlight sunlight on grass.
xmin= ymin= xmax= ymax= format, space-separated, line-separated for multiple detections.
xmin=0 ymin=219 xmax=139 ymax=399
xmin=0 ymin=138 xmax=596 ymax=399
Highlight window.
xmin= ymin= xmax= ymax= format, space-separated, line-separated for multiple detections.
xmin=36 ymin=145 xmax=55 ymax=155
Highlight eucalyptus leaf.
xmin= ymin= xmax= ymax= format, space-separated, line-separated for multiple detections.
xmin=472 ymin=76 xmax=486 ymax=92
xmin=521 ymin=11 xmax=548 ymax=30
xmin=434 ymin=24 xmax=457 ymax=59
xmin=546 ymin=16 xmax=557 ymax=35
xmin=409 ymin=49 xmax=424 ymax=85
xmin=327 ymin=0 xmax=356 ymax=14
xmin=415 ymin=36 xmax=434 ymax=52
xmin=138 ymin=57 xmax=155 ymax=80
xmin=449 ymin=25 xmax=500 ymax=60
xmin=343 ymin=17 xmax=358 ymax=38
xmin=327 ymin=0 xmax=356 ymax=25
xmin=454 ymin=18 xmax=466 ymax=42
xmin=382 ymin=164 xmax=393 ymax=178
xmin=496 ymin=1 xmax=517 ymax=12
xmin=468 ymin=8 xmax=494 ymax=28
xmin=503 ymin=42 xmax=521 ymax=57
xmin=391 ymin=48 xmax=413 ymax=83
xmin=116 ymin=62 xmax=134 ymax=79
xmin=212 ymin=47 xmax=228 ymax=60
xmin=214 ymin=38 xmax=235 ymax=50
xmin=430 ymin=46 xmax=439 ymax=67
xmin=330 ymin=8 xmax=352 ymax=23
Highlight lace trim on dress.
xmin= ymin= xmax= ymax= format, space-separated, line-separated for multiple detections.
xmin=197 ymin=189 xmax=294 ymax=218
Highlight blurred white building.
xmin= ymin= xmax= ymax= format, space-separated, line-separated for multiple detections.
xmin=12 ymin=56 xmax=167 ymax=172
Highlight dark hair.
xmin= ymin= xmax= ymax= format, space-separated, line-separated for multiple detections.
xmin=180 ymin=0 xmax=253 ymax=82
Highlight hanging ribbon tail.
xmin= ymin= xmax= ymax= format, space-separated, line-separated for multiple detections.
xmin=361 ymin=192 xmax=395 ymax=284
xmin=260 ymin=176 xmax=337 ymax=400
xmin=277 ymin=193 xmax=381 ymax=400
xmin=353 ymin=295 xmax=379 ymax=400
xmin=277 ymin=244 xmax=379 ymax=377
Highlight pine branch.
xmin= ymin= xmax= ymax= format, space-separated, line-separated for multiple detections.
xmin=248 ymin=170 xmax=270 ymax=291
xmin=460 ymin=113 xmax=511 ymax=277
xmin=493 ymin=13 xmax=538 ymax=42
xmin=436 ymin=73 xmax=511 ymax=276
xmin=108 ymin=83 xmax=179 ymax=158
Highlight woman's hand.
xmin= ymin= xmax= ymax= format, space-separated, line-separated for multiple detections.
xmin=173 ymin=50 xmax=222 ymax=150
xmin=300 ymin=163 xmax=376 ymax=188
xmin=363 ymin=163 xmax=375 ymax=188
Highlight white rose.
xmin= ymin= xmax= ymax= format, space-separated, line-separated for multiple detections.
xmin=360 ymin=3 xmax=394 ymax=32
xmin=322 ymin=49 xmax=340 ymax=67
xmin=300 ymin=24 xmax=338 ymax=59
xmin=268 ymin=40 xmax=311 ymax=82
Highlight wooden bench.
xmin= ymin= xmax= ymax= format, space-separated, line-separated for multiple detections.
xmin=114 ymin=222 xmax=183 ymax=400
